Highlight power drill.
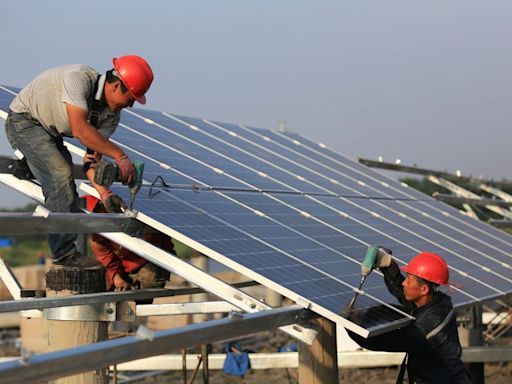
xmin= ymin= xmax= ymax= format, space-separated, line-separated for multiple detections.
xmin=93 ymin=159 xmax=145 ymax=210
xmin=345 ymin=245 xmax=379 ymax=312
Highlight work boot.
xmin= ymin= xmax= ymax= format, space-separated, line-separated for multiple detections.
xmin=52 ymin=252 xmax=103 ymax=270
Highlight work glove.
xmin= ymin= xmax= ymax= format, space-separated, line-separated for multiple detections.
xmin=114 ymin=154 xmax=135 ymax=186
xmin=374 ymin=246 xmax=393 ymax=269
xmin=99 ymin=189 xmax=127 ymax=213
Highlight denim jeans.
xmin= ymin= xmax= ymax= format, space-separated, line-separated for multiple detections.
xmin=5 ymin=111 xmax=78 ymax=260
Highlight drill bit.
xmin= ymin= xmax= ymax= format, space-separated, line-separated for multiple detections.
xmin=346 ymin=276 xmax=366 ymax=311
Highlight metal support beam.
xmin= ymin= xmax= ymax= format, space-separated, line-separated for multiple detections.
xmin=432 ymin=193 xmax=512 ymax=208
xmin=0 ymin=346 xmax=510 ymax=371
xmin=358 ymin=157 xmax=512 ymax=190
xmin=0 ymin=286 xmax=240 ymax=313
xmin=428 ymin=176 xmax=512 ymax=220
xmin=0 ymin=155 xmax=86 ymax=180
xmin=488 ymin=219 xmax=512 ymax=228
xmin=0 ymin=210 xmax=142 ymax=236
xmin=136 ymin=301 xmax=238 ymax=316
xmin=0 ymin=305 xmax=314 ymax=384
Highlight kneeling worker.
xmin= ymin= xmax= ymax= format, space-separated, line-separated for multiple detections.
xmin=347 ymin=249 xmax=474 ymax=384
xmin=86 ymin=196 xmax=172 ymax=291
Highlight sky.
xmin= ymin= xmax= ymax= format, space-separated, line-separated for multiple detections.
xmin=1 ymin=1 xmax=512 ymax=208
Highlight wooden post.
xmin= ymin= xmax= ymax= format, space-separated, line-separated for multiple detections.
xmin=46 ymin=266 xmax=108 ymax=384
xmin=298 ymin=317 xmax=338 ymax=384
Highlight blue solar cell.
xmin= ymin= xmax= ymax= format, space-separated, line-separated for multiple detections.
xmin=0 ymin=86 xmax=17 ymax=111
xmin=111 ymin=184 xmax=409 ymax=331
xmin=263 ymin=128 xmax=430 ymax=200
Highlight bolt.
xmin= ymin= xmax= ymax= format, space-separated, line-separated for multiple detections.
xmin=126 ymin=309 xmax=133 ymax=315
xmin=106 ymin=308 xmax=114 ymax=314
xmin=249 ymin=303 xmax=256 ymax=309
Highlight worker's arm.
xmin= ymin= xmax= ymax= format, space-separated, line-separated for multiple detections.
xmin=347 ymin=323 xmax=427 ymax=353
xmin=67 ymin=104 xmax=134 ymax=184
xmin=84 ymin=162 xmax=127 ymax=213
xmin=67 ymin=104 xmax=124 ymax=159
xmin=90 ymin=233 xmax=132 ymax=291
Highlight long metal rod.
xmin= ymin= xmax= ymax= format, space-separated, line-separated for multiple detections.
xmin=0 ymin=211 xmax=140 ymax=235
xmin=0 ymin=306 xmax=313 ymax=384
xmin=0 ymin=282 xmax=259 ymax=313
xmin=433 ymin=193 xmax=512 ymax=208
xmin=358 ymin=157 xmax=512 ymax=190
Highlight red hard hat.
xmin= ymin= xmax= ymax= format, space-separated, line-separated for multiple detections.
xmin=400 ymin=252 xmax=449 ymax=285
xmin=112 ymin=55 xmax=154 ymax=105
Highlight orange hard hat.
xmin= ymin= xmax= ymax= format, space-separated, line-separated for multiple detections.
xmin=400 ymin=252 xmax=449 ymax=285
xmin=112 ymin=55 xmax=154 ymax=104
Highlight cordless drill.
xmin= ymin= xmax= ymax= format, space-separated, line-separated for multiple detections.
xmin=345 ymin=245 xmax=379 ymax=312
xmin=93 ymin=159 xmax=145 ymax=210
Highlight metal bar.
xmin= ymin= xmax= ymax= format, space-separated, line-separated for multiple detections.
xmin=0 ymin=286 xmax=234 ymax=313
xmin=136 ymin=301 xmax=238 ymax=316
xmin=428 ymin=176 xmax=512 ymax=220
xmin=0 ymin=211 xmax=141 ymax=235
xmin=0 ymin=306 xmax=313 ymax=384
xmin=0 ymin=155 xmax=86 ymax=179
xmin=1 ymin=346 xmax=510 ymax=372
xmin=488 ymin=219 xmax=512 ymax=228
xmin=358 ymin=157 xmax=512 ymax=190
xmin=0 ymin=257 xmax=22 ymax=300
xmin=432 ymin=193 xmax=512 ymax=208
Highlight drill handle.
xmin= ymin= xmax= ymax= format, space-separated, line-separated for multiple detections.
xmin=361 ymin=245 xmax=379 ymax=276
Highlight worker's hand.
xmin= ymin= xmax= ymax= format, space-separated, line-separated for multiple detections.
xmin=374 ymin=247 xmax=393 ymax=269
xmin=113 ymin=273 xmax=133 ymax=291
xmin=99 ymin=189 xmax=127 ymax=213
xmin=114 ymin=154 xmax=135 ymax=185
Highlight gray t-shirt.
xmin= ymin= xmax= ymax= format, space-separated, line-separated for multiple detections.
xmin=10 ymin=64 xmax=119 ymax=138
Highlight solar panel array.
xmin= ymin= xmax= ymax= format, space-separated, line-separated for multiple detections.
xmin=1 ymin=84 xmax=511 ymax=337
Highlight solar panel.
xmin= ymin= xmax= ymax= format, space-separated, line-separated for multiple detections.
xmin=1 ymin=84 xmax=511 ymax=339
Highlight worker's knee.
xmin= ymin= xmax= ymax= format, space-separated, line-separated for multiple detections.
xmin=134 ymin=263 xmax=170 ymax=289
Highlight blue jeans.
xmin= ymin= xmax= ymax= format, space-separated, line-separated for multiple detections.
xmin=5 ymin=111 xmax=78 ymax=260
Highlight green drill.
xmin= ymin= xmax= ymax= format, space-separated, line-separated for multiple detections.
xmin=93 ymin=159 xmax=145 ymax=210
xmin=346 ymin=245 xmax=379 ymax=312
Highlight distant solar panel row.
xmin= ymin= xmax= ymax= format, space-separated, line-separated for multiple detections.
xmin=1 ymin=84 xmax=511 ymax=337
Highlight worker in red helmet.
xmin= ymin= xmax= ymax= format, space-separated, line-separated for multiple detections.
xmin=4 ymin=55 xmax=154 ymax=269
xmin=347 ymin=249 xmax=474 ymax=384
xmin=85 ymin=195 xmax=172 ymax=291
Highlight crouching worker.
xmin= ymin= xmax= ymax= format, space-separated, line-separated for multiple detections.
xmin=85 ymin=196 xmax=172 ymax=291
xmin=347 ymin=249 xmax=474 ymax=384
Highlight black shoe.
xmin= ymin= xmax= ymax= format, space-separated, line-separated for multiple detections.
xmin=52 ymin=252 xmax=103 ymax=270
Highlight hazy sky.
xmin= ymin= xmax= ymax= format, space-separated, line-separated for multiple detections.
xmin=1 ymin=1 xmax=511 ymax=208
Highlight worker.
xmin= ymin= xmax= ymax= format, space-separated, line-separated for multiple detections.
xmin=86 ymin=195 xmax=172 ymax=291
xmin=4 ymin=55 xmax=154 ymax=268
xmin=347 ymin=249 xmax=475 ymax=384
